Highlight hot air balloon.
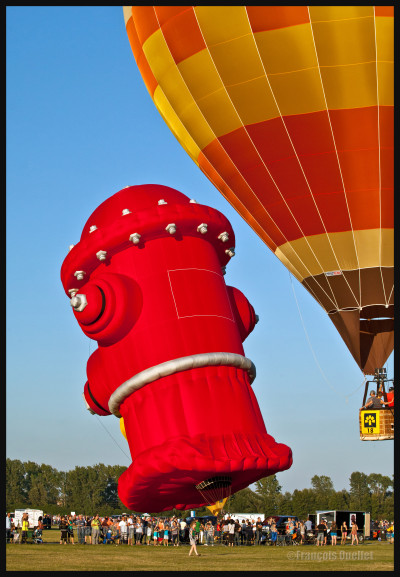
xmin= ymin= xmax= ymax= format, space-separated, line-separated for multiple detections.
xmin=123 ymin=6 xmax=394 ymax=377
xmin=61 ymin=184 xmax=292 ymax=512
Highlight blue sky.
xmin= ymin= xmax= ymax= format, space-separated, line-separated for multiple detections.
xmin=6 ymin=6 xmax=393 ymax=496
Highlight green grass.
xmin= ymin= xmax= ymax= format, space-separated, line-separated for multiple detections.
xmin=6 ymin=533 xmax=394 ymax=571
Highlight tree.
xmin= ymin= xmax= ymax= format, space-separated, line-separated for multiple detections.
xmin=328 ymin=489 xmax=350 ymax=511
xmin=290 ymin=488 xmax=317 ymax=519
xmin=349 ymin=471 xmax=371 ymax=511
xmin=6 ymin=459 xmax=28 ymax=509
xmin=254 ymin=475 xmax=282 ymax=515
xmin=276 ymin=491 xmax=293 ymax=514
xmin=367 ymin=474 xmax=393 ymax=518
xmin=310 ymin=475 xmax=335 ymax=510
xmin=227 ymin=487 xmax=262 ymax=513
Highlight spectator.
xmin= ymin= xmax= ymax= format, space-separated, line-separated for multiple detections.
xmin=119 ymin=516 xmax=128 ymax=545
xmin=145 ymin=518 xmax=153 ymax=546
xmin=227 ymin=518 xmax=235 ymax=547
xmin=127 ymin=515 xmax=134 ymax=546
xmin=59 ymin=515 xmax=68 ymax=545
xmin=163 ymin=521 xmax=169 ymax=547
xmin=330 ymin=521 xmax=338 ymax=546
xmin=255 ymin=517 xmax=263 ymax=545
xmin=305 ymin=517 xmax=312 ymax=532
xmin=316 ymin=521 xmax=325 ymax=547
xmin=234 ymin=519 xmax=241 ymax=547
xmin=20 ymin=513 xmax=29 ymax=545
xmin=351 ymin=522 xmax=359 ymax=545
xmin=245 ymin=521 xmax=253 ymax=545
xmin=153 ymin=520 xmax=159 ymax=546
xmin=222 ymin=519 xmax=229 ymax=545
xmin=158 ymin=519 xmax=165 ymax=545
xmin=323 ymin=520 xmax=328 ymax=546
xmin=341 ymin=521 xmax=348 ymax=545
xmin=188 ymin=521 xmax=199 ymax=557
xmin=67 ymin=515 xmax=75 ymax=545
xmin=112 ymin=519 xmax=120 ymax=544
xmin=199 ymin=521 xmax=205 ymax=545
xmin=136 ymin=517 xmax=143 ymax=545
xmin=270 ymin=523 xmax=277 ymax=546
xmin=91 ymin=514 xmax=101 ymax=545
xmin=171 ymin=519 xmax=179 ymax=547
xmin=299 ymin=521 xmax=306 ymax=545
xmin=179 ymin=518 xmax=186 ymax=544
xmin=76 ymin=514 xmax=86 ymax=545
xmin=6 ymin=513 xmax=12 ymax=544
xmin=205 ymin=520 xmax=215 ymax=547
xmin=85 ymin=516 xmax=92 ymax=545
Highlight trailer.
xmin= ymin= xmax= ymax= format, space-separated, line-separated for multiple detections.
xmin=14 ymin=508 xmax=44 ymax=529
xmin=316 ymin=510 xmax=370 ymax=539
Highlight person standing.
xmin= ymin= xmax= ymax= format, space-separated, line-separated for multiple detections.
xmin=153 ymin=521 xmax=159 ymax=546
xmin=163 ymin=521 xmax=169 ymax=546
xmin=234 ymin=519 xmax=241 ymax=547
xmin=76 ymin=515 xmax=86 ymax=545
xmin=270 ymin=523 xmax=277 ymax=546
xmin=20 ymin=513 xmax=29 ymax=545
xmin=228 ymin=518 xmax=235 ymax=547
xmin=255 ymin=517 xmax=263 ymax=545
xmin=171 ymin=519 xmax=179 ymax=546
xmin=214 ymin=519 xmax=221 ymax=544
xmin=158 ymin=519 xmax=165 ymax=545
xmin=6 ymin=513 xmax=12 ymax=544
xmin=188 ymin=521 xmax=200 ymax=557
xmin=179 ymin=518 xmax=186 ymax=545
xmin=119 ymin=516 xmax=128 ymax=545
xmin=341 ymin=521 xmax=348 ymax=545
xmin=208 ymin=520 xmax=216 ymax=547
xmin=323 ymin=521 xmax=328 ymax=546
xmin=299 ymin=521 xmax=306 ymax=545
xmin=67 ymin=516 xmax=75 ymax=545
xmin=127 ymin=515 xmax=134 ymax=546
xmin=91 ymin=514 xmax=100 ymax=545
xmin=330 ymin=522 xmax=338 ymax=546
xmin=240 ymin=519 xmax=246 ymax=546
xmin=113 ymin=518 xmax=120 ymax=544
xmin=316 ymin=521 xmax=325 ymax=547
xmin=85 ymin=516 xmax=92 ymax=545
xmin=136 ymin=517 xmax=143 ymax=545
xmin=351 ymin=522 xmax=359 ymax=545
xmin=59 ymin=516 xmax=68 ymax=545
xmin=146 ymin=519 xmax=153 ymax=545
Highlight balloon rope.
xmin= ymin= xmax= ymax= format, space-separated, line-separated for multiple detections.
xmin=87 ymin=339 xmax=130 ymax=461
xmin=94 ymin=414 xmax=131 ymax=462
xmin=289 ymin=272 xmax=366 ymax=402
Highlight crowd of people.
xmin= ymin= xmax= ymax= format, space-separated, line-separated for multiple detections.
xmin=6 ymin=512 xmax=394 ymax=547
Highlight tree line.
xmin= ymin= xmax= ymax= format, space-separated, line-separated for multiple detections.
xmin=6 ymin=459 xmax=393 ymax=520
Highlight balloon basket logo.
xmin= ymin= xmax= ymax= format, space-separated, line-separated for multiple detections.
xmin=361 ymin=411 xmax=379 ymax=434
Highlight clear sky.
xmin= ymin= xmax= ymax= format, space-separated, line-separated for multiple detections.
xmin=6 ymin=6 xmax=393 ymax=496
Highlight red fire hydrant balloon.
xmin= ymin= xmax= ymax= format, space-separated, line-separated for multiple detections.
xmin=61 ymin=184 xmax=292 ymax=511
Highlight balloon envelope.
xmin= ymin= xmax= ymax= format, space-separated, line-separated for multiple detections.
xmin=123 ymin=6 xmax=394 ymax=374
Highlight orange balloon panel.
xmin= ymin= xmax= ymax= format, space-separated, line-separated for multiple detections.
xmin=123 ymin=6 xmax=394 ymax=374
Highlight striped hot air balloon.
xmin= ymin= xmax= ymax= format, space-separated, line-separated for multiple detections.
xmin=123 ymin=6 xmax=393 ymax=375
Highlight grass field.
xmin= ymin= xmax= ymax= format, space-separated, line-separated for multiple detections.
xmin=6 ymin=531 xmax=394 ymax=571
